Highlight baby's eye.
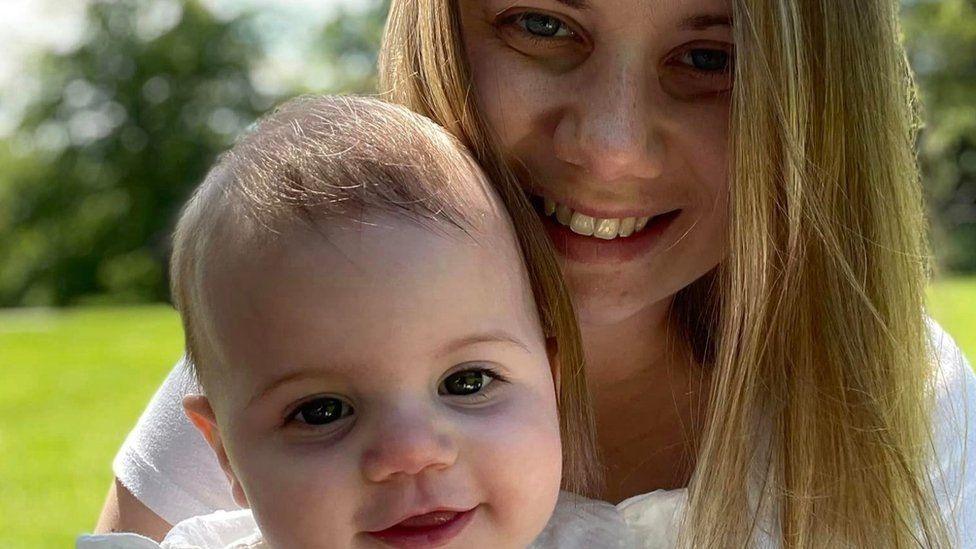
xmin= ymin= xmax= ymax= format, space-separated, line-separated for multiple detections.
xmin=514 ymin=13 xmax=575 ymax=39
xmin=439 ymin=368 xmax=497 ymax=397
xmin=290 ymin=397 xmax=353 ymax=426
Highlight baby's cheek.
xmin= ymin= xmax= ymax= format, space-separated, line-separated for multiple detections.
xmin=467 ymin=392 xmax=563 ymax=545
xmin=233 ymin=441 xmax=360 ymax=548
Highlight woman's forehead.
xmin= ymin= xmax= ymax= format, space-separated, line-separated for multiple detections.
xmin=463 ymin=0 xmax=733 ymax=49
xmin=470 ymin=0 xmax=731 ymax=18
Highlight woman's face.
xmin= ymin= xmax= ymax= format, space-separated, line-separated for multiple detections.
xmin=460 ymin=0 xmax=732 ymax=326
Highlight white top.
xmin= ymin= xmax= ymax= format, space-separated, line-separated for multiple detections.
xmin=78 ymin=490 xmax=681 ymax=548
xmin=110 ymin=319 xmax=976 ymax=546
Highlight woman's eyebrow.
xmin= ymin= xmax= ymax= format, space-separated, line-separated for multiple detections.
xmin=679 ymin=13 xmax=733 ymax=30
xmin=554 ymin=0 xmax=591 ymax=10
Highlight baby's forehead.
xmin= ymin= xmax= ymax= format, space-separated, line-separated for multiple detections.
xmin=235 ymin=207 xmax=522 ymax=287
xmin=197 ymin=209 xmax=543 ymax=394
xmin=176 ymin=96 xmax=543 ymax=393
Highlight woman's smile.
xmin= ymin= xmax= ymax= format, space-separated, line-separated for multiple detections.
xmin=528 ymin=193 xmax=684 ymax=263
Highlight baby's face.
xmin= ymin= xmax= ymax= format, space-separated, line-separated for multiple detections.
xmin=192 ymin=212 xmax=563 ymax=548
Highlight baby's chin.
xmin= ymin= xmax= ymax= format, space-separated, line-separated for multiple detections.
xmin=481 ymin=486 xmax=563 ymax=547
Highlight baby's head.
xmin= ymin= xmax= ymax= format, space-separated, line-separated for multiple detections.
xmin=171 ymin=96 xmax=595 ymax=548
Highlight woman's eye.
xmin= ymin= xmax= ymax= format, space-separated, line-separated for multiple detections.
xmin=290 ymin=397 xmax=353 ymax=426
xmin=439 ymin=369 xmax=496 ymax=396
xmin=515 ymin=13 xmax=574 ymax=39
xmin=661 ymin=42 xmax=734 ymax=99
xmin=680 ymin=48 xmax=731 ymax=72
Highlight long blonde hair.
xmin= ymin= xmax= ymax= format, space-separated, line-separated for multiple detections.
xmin=379 ymin=0 xmax=949 ymax=546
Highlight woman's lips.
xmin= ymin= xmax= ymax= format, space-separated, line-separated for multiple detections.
xmin=366 ymin=507 xmax=477 ymax=548
xmin=540 ymin=208 xmax=682 ymax=264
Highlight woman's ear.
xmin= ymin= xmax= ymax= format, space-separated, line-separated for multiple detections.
xmin=183 ymin=394 xmax=249 ymax=508
xmin=545 ymin=337 xmax=562 ymax=400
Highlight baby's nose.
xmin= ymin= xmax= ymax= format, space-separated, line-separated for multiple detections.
xmin=360 ymin=410 xmax=459 ymax=483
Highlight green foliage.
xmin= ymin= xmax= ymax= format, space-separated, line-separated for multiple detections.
xmin=0 ymin=0 xmax=398 ymax=307
xmin=309 ymin=0 xmax=390 ymax=94
xmin=0 ymin=0 xmax=276 ymax=306
xmin=903 ymin=0 xmax=976 ymax=272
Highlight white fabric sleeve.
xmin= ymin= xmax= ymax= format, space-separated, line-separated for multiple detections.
xmin=113 ymin=357 xmax=238 ymax=525
xmin=76 ymin=532 xmax=163 ymax=549
xmin=163 ymin=510 xmax=266 ymax=548
xmin=530 ymin=491 xmax=637 ymax=548
xmin=77 ymin=510 xmax=266 ymax=549
xmin=926 ymin=318 xmax=976 ymax=547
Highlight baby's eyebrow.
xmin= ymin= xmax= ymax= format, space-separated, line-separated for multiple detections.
xmin=246 ymin=332 xmax=533 ymax=407
xmin=247 ymin=369 xmax=338 ymax=408
xmin=434 ymin=330 xmax=533 ymax=358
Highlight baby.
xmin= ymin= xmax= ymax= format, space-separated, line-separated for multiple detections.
xmin=79 ymin=95 xmax=647 ymax=548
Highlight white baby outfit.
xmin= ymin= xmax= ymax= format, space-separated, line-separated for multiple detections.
xmin=81 ymin=320 xmax=976 ymax=547
xmin=78 ymin=490 xmax=684 ymax=548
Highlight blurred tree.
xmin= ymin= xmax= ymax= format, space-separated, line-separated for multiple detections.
xmin=309 ymin=0 xmax=390 ymax=94
xmin=0 ymin=0 xmax=275 ymax=306
xmin=903 ymin=0 xmax=976 ymax=273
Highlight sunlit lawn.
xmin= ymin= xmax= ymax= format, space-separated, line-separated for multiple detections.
xmin=0 ymin=306 xmax=182 ymax=548
xmin=927 ymin=277 xmax=976 ymax=358
xmin=1 ymin=278 xmax=973 ymax=547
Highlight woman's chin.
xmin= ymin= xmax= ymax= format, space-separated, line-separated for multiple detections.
xmin=564 ymin=273 xmax=670 ymax=328
xmin=561 ymin=256 xmax=720 ymax=330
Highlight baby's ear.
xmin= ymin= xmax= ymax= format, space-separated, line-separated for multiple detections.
xmin=183 ymin=395 xmax=249 ymax=508
xmin=545 ymin=337 xmax=561 ymax=400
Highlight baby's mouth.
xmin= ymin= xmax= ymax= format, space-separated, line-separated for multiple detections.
xmin=366 ymin=507 xmax=477 ymax=548
xmin=395 ymin=510 xmax=461 ymax=527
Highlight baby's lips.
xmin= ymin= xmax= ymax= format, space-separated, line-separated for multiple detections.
xmin=396 ymin=510 xmax=463 ymax=528
xmin=365 ymin=506 xmax=479 ymax=548
xmin=369 ymin=504 xmax=478 ymax=533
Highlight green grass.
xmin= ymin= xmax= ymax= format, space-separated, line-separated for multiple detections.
xmin=0 ymin=305 xmax=183 ymax=548
xmin=0 ymin=279 xmax=973 ymax=547
xmin=928 ymin=277 xmax=976 ymax=362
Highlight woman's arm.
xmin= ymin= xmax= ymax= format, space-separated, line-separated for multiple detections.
xmin=94 ymin=479 xmax=172 ymax=541
xmin=95 ymin=358 xmax=238 ymax=538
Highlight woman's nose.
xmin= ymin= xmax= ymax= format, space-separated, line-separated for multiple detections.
xmin=360 ymin=408 xmax=459 ymax=483
xmin=553 ymin=53 xmax=664 ymax=183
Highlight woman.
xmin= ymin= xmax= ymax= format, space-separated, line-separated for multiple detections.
xmin=96 ymin=0 xmax=976 ymax=546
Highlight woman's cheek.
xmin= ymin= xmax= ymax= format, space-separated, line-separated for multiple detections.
xmin=688 ymin=105 xmax=731 ymax=249
xmin=468 ymin=50 xmax=548 ymax=147
xmin=656 ymin=95 xmax=731 ymax=234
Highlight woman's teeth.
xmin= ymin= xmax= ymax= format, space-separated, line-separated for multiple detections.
xmin=543 ymin=197 xmax=652 ymax=240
